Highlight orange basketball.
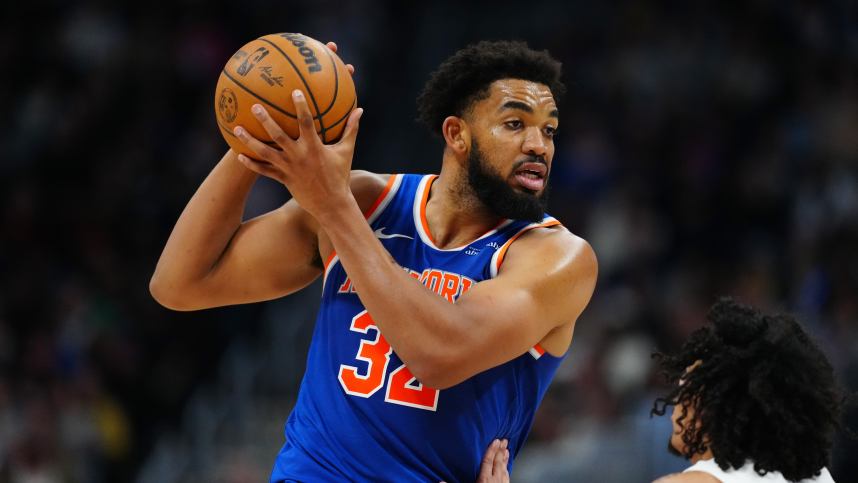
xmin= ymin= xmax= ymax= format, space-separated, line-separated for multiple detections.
xmin=214 ymin=33 xmax=356 ymax=157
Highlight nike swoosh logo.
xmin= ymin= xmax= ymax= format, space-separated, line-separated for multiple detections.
xmin=374 ymin=227 xmax=414 ymax=240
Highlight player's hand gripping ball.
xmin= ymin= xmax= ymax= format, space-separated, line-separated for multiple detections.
xmin=215 ymin=33 xmax=357 ymax=158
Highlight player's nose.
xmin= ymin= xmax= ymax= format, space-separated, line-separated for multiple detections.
xmin=521 ymin=127 xmax=548 ymax=157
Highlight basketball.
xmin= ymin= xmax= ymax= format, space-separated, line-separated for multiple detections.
xmin=214 ymin=33 xmax=357 ymax=157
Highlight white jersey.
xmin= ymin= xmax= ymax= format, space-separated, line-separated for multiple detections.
xmin=684 ymin=459 xmax=835 ymax=483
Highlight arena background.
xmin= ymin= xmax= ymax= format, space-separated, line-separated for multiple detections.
xmin=2 ymin=0 xmax=857 ymax=481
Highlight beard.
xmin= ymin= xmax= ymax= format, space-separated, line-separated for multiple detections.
xmin=466 ymin=139 xmax=550 ymax=222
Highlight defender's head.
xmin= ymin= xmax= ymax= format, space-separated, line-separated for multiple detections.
xmin=651 ymin=298 xmax=844 ymax=481
xmin=417 ymin=41 xmax=564 ymax=222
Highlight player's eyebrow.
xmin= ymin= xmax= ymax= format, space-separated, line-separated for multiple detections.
xmin=499 ymin=101 xmax=532 ymax=114
xmin=499 ymin=101 xmax=559 ymax=118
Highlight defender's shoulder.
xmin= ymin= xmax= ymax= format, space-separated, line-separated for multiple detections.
xmin=653 ymin=471 xmax=722 ymax=483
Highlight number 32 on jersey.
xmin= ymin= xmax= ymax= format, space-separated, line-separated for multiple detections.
xmin=338 ymin=310 xmax=439 ymax=411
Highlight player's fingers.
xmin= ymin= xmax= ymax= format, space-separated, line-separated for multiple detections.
xmin=249 ymin=104 xmax=293 ymax=150
xmin=336 ymin=107 xmax=363 ymax=148
xmin=492 ymin=449 xmax=509 ymax=481
xmin=233 ymin=126 xmax=281 ymax=162
xmin=480 ymin=439 xmax=501 ymax=476
xmin=291 ymin=90 xmax=319 ymax=143
xmin=495 ymin=440 xmax=509 ymax=477
xmin=236 ymin=153 xmax=282 ymax=181
xmin=325 ymin=41 xmax=354 ymax=75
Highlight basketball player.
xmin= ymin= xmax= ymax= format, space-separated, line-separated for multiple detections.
xmin=475 ymin=299 xmax=843 ymax=483
xmin=150 ymin=40 xmax=597 ymax=482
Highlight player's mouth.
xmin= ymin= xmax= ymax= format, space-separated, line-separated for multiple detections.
xmin=512 ymin=161 xmax=547 ymax=192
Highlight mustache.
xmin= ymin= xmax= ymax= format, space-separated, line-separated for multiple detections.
xmin=512 ymin=155 xmax=548 ymax=170
xmin=511 ymin=155 xmax=549 ymax=176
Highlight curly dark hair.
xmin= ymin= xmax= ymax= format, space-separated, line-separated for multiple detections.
xmin=416 ymin=40 xmax=565 ymax=135
xmin=651 ymin=298 xmax=843 ymax=481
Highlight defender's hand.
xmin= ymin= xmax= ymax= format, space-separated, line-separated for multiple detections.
xmin=232 ymin=91 xmax=363 ymax=219
xmin=477 ymin=439 xmax=510 ymax=483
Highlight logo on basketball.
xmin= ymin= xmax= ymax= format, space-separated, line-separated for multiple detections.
xmin=258 ymin=66 xmax=284 ymax=87
xmin=237 ymin=47 xmax=269 ymax=76
xmin=279 ymin=33 xmax=322 ymax=73
xmin=218 ymin=88 xmax=238 ymax=123
xmin=231 ymin=50 xmax=248 ymax=62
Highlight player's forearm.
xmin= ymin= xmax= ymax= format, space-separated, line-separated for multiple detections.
xmin=317 ymin=198 xmax=469 ymax=384
xmin=150 ymin=150 xmax=257 ymax=304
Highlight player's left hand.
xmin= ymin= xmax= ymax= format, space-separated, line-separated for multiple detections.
xmin=325 ymin=41 xmax=355 ymax=76
xmin=232 ymin=90 xmax=363 ymax=219
xmin=438 ymin=439 xmax=509 ymax=483
xmin=477 ymin=439 xmax=510 ymax=483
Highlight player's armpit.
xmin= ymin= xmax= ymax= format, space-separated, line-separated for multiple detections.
xmin=413 ymin=226 xmax=597 ymax=388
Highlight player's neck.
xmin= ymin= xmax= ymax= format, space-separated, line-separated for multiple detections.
xmin=689 ymin=447 xmax=715 ymax=464
xmin=427 ymin=169 xmax=504 ymax=249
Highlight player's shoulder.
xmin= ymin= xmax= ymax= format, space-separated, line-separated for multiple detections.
xmin=349 ymin=170 xmax=392 ymax=213
xmin=506 ymin=222 xmax=597 ymax=277
xmin=653 ymin=471 xmax=722 ymax=483
xmin=349 ymin=170 xmax=389 ymax=197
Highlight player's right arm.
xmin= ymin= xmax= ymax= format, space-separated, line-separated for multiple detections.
xmin=149 ymin=149 xmax=322 ymax=310
xmin=149 ymin=150 xmax=386 ymax=311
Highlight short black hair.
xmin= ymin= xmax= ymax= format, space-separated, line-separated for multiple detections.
xmin=416 ymin=40 xmax=565 ymax=135
xmin=651 ymin=298 xmax=844 ymax=481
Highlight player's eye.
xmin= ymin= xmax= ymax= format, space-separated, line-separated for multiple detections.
xmin=544 ymin=126 xmax=557 ymax=138
xmin=505 ymin=120 xmax=523 ymax=130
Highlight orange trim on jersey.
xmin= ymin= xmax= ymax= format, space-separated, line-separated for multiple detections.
xmin=419 ymin=175 xmax=510 ymax=249
xmin=494 ymin=220 xmax=562 ymax=273
xmin=419 ymin=175 xmax=439 ymax=245
xmin=323 ymin=174 xmax=398 ymax=277
xmin=323 ymin=251 xmax=338 ymax=273
xmin=363 ymin=174 xmax=398 ymax=220
xmin=532 ymin=344 xmax=546 ymax=356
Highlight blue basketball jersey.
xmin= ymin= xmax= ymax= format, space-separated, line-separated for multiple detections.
xmin=271 ymin=174 xmax=566 ymax=483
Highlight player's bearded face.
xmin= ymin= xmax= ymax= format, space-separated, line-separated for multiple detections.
xmin=467 ymin=139 xmax=549 ymax=222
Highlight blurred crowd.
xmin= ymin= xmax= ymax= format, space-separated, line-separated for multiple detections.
xmin=1 ymin=0 xmax=856 ymax=481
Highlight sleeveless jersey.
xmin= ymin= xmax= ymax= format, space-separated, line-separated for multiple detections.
xmin=270 ymin=174 xmax=567 ymax=483
xmin=683 ymin=459 xmax=836 ymax=483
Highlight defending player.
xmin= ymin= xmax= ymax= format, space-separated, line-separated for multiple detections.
xmin=651 ymin=299 xmax=840 ymax=483
xmin=150 ymin=40 xmax=597 ymax=482
xmin=476 ymin=299 xmax=843 ymax=483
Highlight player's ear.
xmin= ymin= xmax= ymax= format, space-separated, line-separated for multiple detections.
xmin=442 ymin=116 xmax=469 ymax=155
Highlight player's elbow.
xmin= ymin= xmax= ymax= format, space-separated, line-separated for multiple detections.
xmin=419 ymin=374 xmax=460 ymax=391
xmin=407 ymin=354 xmax=465 ymax=390
xmin=408 ymin=367 xmax=453 ymax=390
xmin=149 ymin=274 xmax=198 ymax=311
xmin=149 ymin=275 xmax=179 ymax=309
